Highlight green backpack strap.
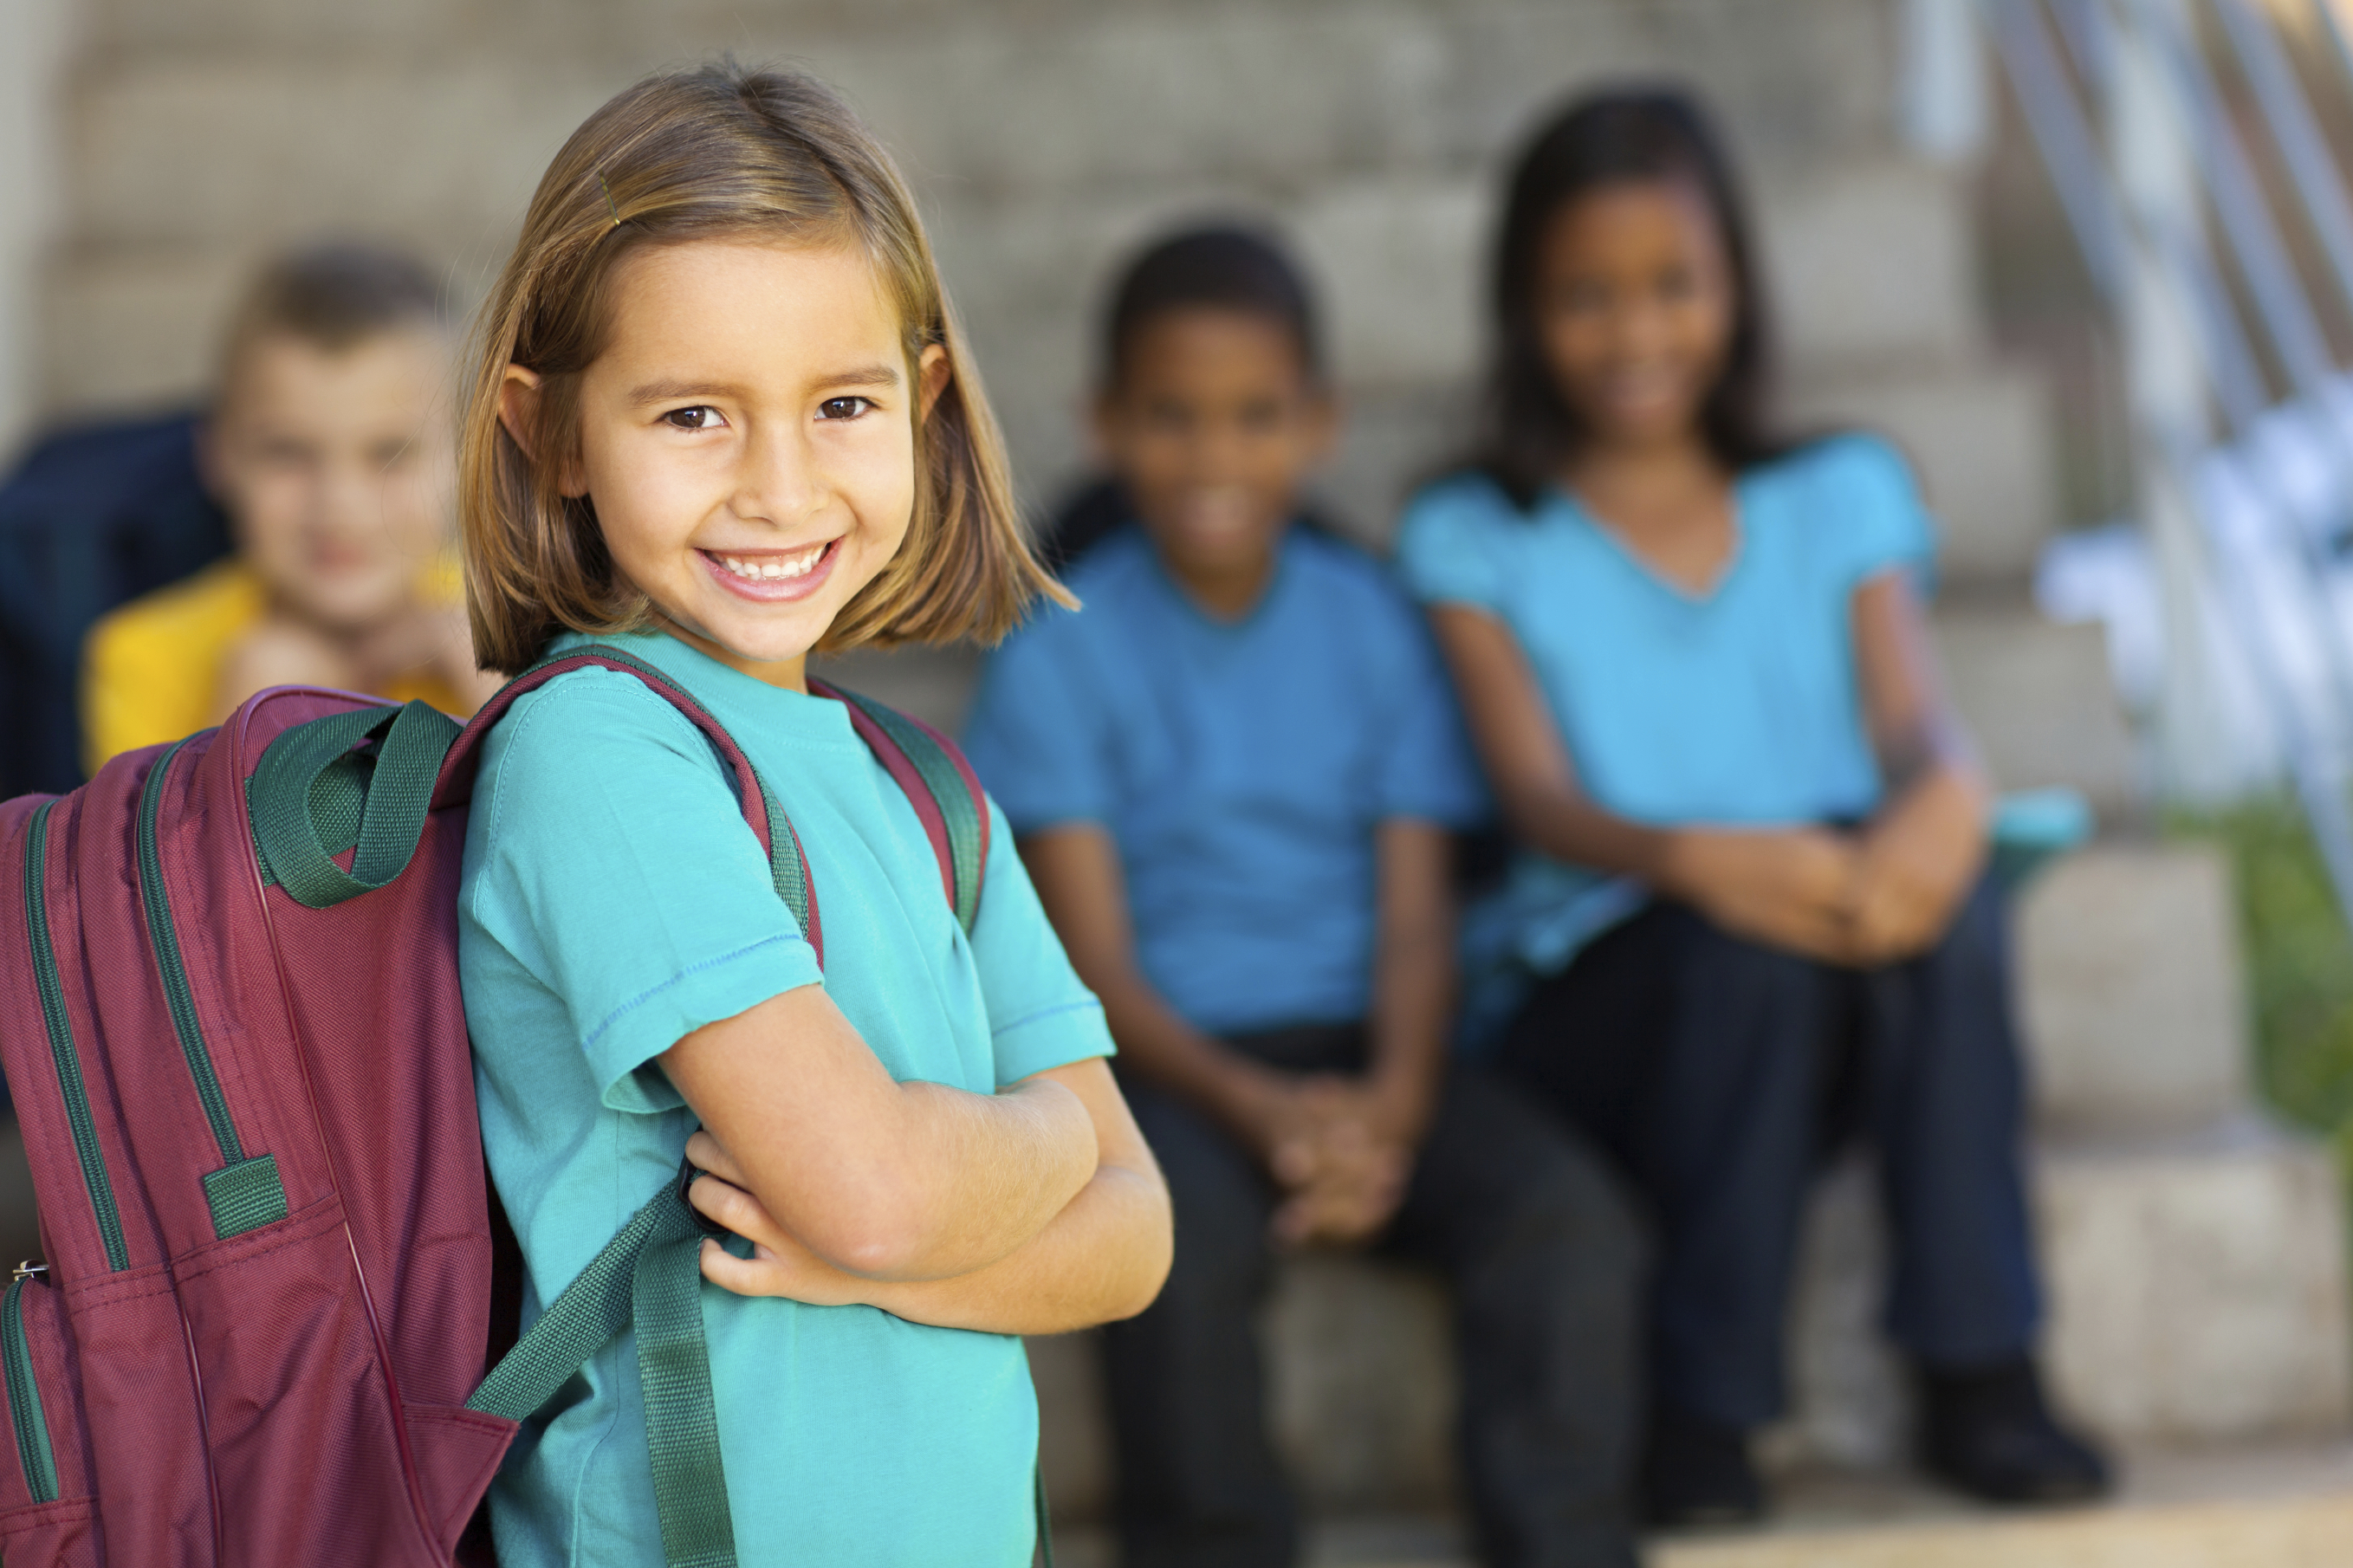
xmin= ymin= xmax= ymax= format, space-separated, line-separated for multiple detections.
xmin=809 ymin=679 xmax=989 ymax=934
xmin=468 ymin=1164 xmax=735 ymax=1568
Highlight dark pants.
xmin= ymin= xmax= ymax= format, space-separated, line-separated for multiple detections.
xmin=1497 ymin=878 xmax=2040 ymax=1433
xmin=1101 ymin=1025 xmax=1645 ymax=1568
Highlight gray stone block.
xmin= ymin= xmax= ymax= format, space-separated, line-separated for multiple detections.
xmin=1784 ymin=358 xmax=2060 ymax=580
xmin=1776 ymin=1121 xmax=2353 ymax=1469
xmin=1931 ymin=595 xmax=2139 ymax=808
xmin=2013 ymin=844 xmax=2249 ymax=1137
xmin=68 ymin=58 xmax=616 ymax=252
xmin=2039 ymin=1118 xmax=2352 ymax=1445
xmin=1265 ymin=1254 xmax=1457 ymax=1513
xmin=43 ymin=244 xmax=246 ymax=413
xmin=1040 ymin=1118 xmax=2350 ymax=1515
xmin=1759 ymin=159 xmax=1980 ymax=373
xmin=1028 ymin=1254 xmax=1457 ymax=1526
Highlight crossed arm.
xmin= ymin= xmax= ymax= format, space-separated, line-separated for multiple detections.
xmin=660 ymin=980 xmax=1172 ymax=1334
xmin=1429 ymin=570 xmax=1988 ymax=964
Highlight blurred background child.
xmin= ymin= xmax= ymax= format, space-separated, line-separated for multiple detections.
xmin=80 ymin=242 xmax=493 ymax=769
xmin=964 ymin=226 xmax=1645 ymax=1568
xmin=1397 ymin=88 xmax=2110 ymax=1527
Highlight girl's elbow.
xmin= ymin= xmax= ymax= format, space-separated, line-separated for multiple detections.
xmin=1114 ymin=1242 xmax=1175 ymax=1322
xmin=1108 ymin=1191 xmax=1176 ymax=1322
xmin=790 ymin=1176 xmax=935 ymax=1279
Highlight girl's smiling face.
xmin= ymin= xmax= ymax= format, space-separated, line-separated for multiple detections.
xmin=507 ymin=238 xmax=944 ymax=687
xmin=1534 ymin=178 xmax=1734 ymax=451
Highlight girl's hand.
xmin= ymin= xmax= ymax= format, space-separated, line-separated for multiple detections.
xmin=684 ymin=1130 xmax=873 ymax=1307
xmin=1660 ymin=826 xmax=1862 ymax=962
xmin=1848 ymin=770 xmax=1987 ymax=964
xmin=1270 ymin=1116 xmax=1411 ymax=1248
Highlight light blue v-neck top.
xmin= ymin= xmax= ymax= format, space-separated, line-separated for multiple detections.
xmin=1396 ymin=433 xmax=1935 ymax=982
xmin=457 ymin=629 xmax=1111 ymax=1568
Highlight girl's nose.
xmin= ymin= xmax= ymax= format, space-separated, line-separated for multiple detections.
xmin=732 ymin=423 xmax=821 ymax=527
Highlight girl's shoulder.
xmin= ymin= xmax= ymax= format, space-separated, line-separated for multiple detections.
xmin=472 ymin=661 xmax=725 ymax=830
xmin=1748 ymin=430 xmax=1922 ymax=510
xmin=1746 ymin=431 xmax=1937 ymax=582
xmin=1401 ymin=468 xmax=1527 ymax=533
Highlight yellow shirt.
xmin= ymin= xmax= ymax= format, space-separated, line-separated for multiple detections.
xmin=81 ymin=557 xmax=471 ymax=775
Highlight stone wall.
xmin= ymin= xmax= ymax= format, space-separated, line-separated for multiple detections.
xmin=38 ymin=0 xmax=1917 ymax=537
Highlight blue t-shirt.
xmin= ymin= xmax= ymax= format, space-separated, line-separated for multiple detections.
xmin=963 ymin=526 xmax=1485 ymax=1036
xmin=458 ymin=629 xmax=1112 ymax=1568
xmin=1395 ymin=433 xmax=1935 ymax=978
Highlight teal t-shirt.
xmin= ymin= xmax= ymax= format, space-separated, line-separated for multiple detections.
xmin=1396 ymin=432 xmax=1935 ymax=985
xmin=457 ymin=629 xmax=1112 ymax=1568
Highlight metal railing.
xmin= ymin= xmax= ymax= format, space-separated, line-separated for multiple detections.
xmin=1980 ymin=0 xmax=2353 ymax=924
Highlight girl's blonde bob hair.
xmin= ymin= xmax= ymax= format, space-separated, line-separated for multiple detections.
xmin=460 ymin=62 xmax=1066 ymax=673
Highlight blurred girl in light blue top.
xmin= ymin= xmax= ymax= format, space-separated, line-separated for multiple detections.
xmin=452 ymin=63 xmax=1170 ymax=1568
xmin=1395 ymin=87 xmax=2108 ymax=1526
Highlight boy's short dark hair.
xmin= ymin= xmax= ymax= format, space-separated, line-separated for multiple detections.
xmin=1102 ymin=225 xmax=1323 ymax=387
xmin=220 ymin=243 xmax=444 ymax=387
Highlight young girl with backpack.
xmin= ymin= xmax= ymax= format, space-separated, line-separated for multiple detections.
xmin=1397 ymin=89 xmax=2110 ymax=1526
xmin=454 ymin=64 xmax=1171 ymax=1565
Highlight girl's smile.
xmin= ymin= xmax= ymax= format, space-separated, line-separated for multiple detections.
xmin=702 ymin=540 xmax=839 ymax=599
xmin=501 ymin=237 xmax=947 ymax=690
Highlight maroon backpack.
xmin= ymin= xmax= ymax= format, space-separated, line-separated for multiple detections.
xmin=0 ymin=647 xmax=990 ymax=1566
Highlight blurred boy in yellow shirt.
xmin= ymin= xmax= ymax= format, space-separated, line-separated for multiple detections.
xmin=81 ymin=244 xmax=496 ymax=772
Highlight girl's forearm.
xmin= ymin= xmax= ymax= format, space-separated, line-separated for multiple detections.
xmin=869 ymin=1077 xmax=1104 ymax=1281
xmin=1364 ymin=821 xmax=1455 ymax=1140
xmin=859 ymin=1157 xmax=1172 ymax=1335
xmin=1507 ymin=781 xmax=1679 ymax=887
xmin=664 ymin=987 xmax=1099 ymax=1281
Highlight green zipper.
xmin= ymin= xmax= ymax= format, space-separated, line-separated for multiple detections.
xmin=23 ymin=803 xmax=128 ymax=1273
xmin=138 ymin=742 xmax=286 ymax=1241
xmin=1 ymin=1274 xmax=56 ymax=1504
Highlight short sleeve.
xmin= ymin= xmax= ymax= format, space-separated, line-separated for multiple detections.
xmin=1822 ymin=434 xmax=1938 ymax=591
xmin=961 ymin=612 xmax=1115 ymax=833
xmin=463 ymin=671 xmax=824 ymax=1115
xmin=969 ymin=798 xmax=1114 ymax=1085
xmin=1368 ymin=579 xmax=1488 ymax=827
xmin=1395 ymin=477 xmax=1514 ymax=613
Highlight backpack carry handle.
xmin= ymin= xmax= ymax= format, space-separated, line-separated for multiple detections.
xmin=248 ymin=700 xmax=463 ymax=909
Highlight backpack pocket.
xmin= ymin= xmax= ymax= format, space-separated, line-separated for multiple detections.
xmin=0 ymin=1268 xmax=99 ymax=1563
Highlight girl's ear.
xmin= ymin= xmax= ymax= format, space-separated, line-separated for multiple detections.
xmin=498 ymin=365 xmax=587 ymax=498
xmin=916 ymin=344 xmax=951 ymax=422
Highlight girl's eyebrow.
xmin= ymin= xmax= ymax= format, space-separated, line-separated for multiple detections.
xmin=626 ymin=364 xmax=903 ymax=406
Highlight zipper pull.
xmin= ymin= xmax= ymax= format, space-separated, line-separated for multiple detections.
xmin=10 ymin=1263 xmax=44 ymax=1285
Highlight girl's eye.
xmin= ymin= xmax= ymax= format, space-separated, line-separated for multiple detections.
xmin=662 ymin=406 xmax=724 ymax=431
xmin=818 ymin=397 xmax=874 ymax=421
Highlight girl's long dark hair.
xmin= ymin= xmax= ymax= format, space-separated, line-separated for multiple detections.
xmin=1468 ymin=86 xmax=1786 ymax=510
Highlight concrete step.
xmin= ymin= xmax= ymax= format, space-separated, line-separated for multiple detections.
xmin=1760 ymin=157 xmax=1981 ymax=377
xmin=1034 ymin=1117 xmax=2351 ymax=1520
xmin=1047 ymin=1444 xmax=2353 ymax=1566
xmin=2013 ymin=843 xmax=2247 ymax=1137
xmin=1660 ymin=1445 xmax=2353 ymax=1568
xmin=1933 ymin=593 xmax=2138 ymax=809
xmin=1778 ymin=1120 xmax=2351 ymax=1472
xmin=1787 ymin=358 xmax=2062 ymax=580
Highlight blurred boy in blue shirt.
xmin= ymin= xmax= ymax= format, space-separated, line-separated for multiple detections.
xmin=964 ymin=229 xmax=1644 ymax=1568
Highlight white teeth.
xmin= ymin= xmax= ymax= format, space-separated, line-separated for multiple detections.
xmin=716 ymin=547 xmax=824 ymax=583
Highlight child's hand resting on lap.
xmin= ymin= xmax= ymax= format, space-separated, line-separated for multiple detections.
xmin=1846 ymin=771 xmax=1986 ymax=964
xmin=1663 ymin=783 xmax=1985 ymax=969
xmin=1661 ymin=826 xmax=1861 ymax=964
xmin=1225 ymin=1069 xmax=1422 ymax=1248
